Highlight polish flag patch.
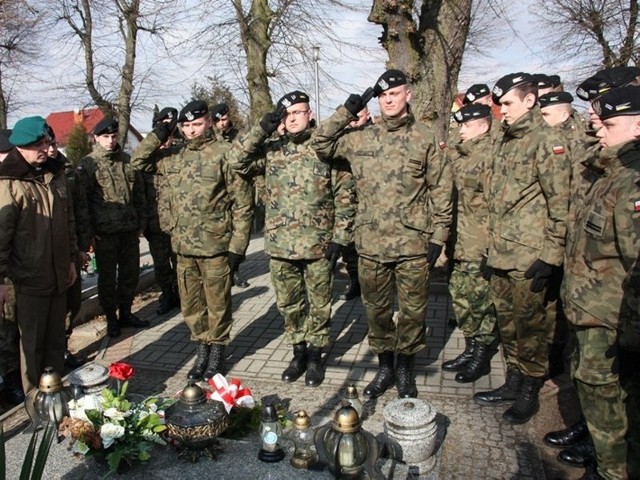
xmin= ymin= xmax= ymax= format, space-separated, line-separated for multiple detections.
xmin=552 ymin=145 xmax=565 ymax=154
xmin=439 ymin=141 xmax=446 ymax=150
xmin=635 ymin=200 xmax=640 ymax=212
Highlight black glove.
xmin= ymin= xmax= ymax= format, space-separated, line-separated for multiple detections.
xmin=324 ymin=242 xmax=343 ymax=271
xmin=524 ymin=259 xmax=554 ymax=293
xmin=480 ymin=256 xmax=493 ymax=281
xmin=153 ymin=107 xmax=178 ymax=142
xmin=227 ymin=252 xmax=245 ymax=273
xmin=344 ymin=94 xmax=365 ymax=117
xmin=426 ymin=242 xmax=443 ymax=269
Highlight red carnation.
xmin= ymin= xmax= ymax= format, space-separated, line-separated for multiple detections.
xmin=108 ymin=362 xmax=134 ymax=381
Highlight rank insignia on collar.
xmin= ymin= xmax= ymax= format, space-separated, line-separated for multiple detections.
xmin=552 ymin=145 xmax=565 ymax=154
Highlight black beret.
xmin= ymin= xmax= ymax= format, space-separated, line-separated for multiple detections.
xmin=156 ymin=107 xmax=177 ymax=123
xmin=92 ymin=117 xmax=118 ymax=135
xmin=373 ymin=69 xmax=408 ymax=97
xmin=576 ymin=66 xmax=640 ymax=101
xmin=592 ymin=85 xmax=640 ymax=120
xmin=178 ymin=100 xmax=209 ymax=122
xmin=277 ymin=91 xmax=310 ymax=111
xmin=0 ymin=129 xmax=12 ymax=152
xmin=538 ymin=91 xmax=574 ymax=108
xmin=463 ymin=84 xmax=491 ymax=104
xmin=212 ymin=103 xmax=230 ymax=120
xmin=46 ymin=124 xmax=56 ymax=141
xmin=453 ymin=104 xmax=492 ymax=123
xmin=492 ymin=72 xmax=535 ymax=104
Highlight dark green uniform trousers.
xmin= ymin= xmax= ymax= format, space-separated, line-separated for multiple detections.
xmin=145 ymin=230 xmax=177 ymax=290
xmin=95 ymin=231 xmax=140 ymax=312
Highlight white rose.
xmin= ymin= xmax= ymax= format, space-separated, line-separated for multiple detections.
xmin=100 ymin=423 xmax=125 ymax=449
xmin=103 ymin=407 xmax=132 ymax=421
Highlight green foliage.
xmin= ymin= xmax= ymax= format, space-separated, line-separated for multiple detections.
xmin=0 ymin=422 xmax=55 ymax=480
xmin=190 ymin=75 xmax=247 ymax=130
xmin=220 ymin=399 xmax=293 ymax=440
xmin=64 ymin=122 xmax=92 ymax=166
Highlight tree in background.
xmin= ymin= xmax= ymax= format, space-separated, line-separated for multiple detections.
xmin=191 ymin=75 xmax=247 ymax=131
xmin=368 ymin=0 xmax=473 ymax=140
xmin=64 ymin=122 xmax=91 ymax=166
xmin=533 ymin=0 xmax=638 ymax=72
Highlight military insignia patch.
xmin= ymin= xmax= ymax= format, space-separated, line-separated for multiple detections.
xmin=492 ymin=86 xmax=503 ymax=97
xmin=377 ymin=79 xmax=389 ymax=91
xmin=281 ymin=98 xmax=292 ymax=108
xmin=185 ymin=111 xmax=194 ymax=121
xmin=552 ymin=145 xmax=565 ymax=154
xmin=438 ymin=141 xmax=446 ymax=150
xmin=635 ymin=200 xmax=640 ymax=212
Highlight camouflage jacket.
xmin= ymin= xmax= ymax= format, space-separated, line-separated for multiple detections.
xmin=0 ymin=149 xmax=78 ymax=295
xmin=487 ymin=109 xmax=570 ymax=271
xmin=562 ymin=141 xmax=640 ymax=328
xmin=228 ymin=124 xmax=355 ymax=260
xmin=214 ymin=125 xmax=240 ymax=143
xmin=447 ymin=133 xmax=492 ymax=262
xmin=132 ymin=131 xmax=253 ymax=257
xmin=311 ymin=106 xmax=452 ymax=263
xmin=77 ymin=144 xmax=146 ymax=238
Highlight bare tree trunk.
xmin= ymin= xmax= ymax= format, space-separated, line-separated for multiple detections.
xmin=115 ymin=0 xmax=140 ymax=146
xmin=0 ymin=69 xmax=6 ymax=129
xmin=233 ymin=0 xmax=275 ymax=124
xmin=369 ymin=0 xmax=472 ymax=140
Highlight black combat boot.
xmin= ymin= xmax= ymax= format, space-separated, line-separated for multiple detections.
xmin=64 ymin=349 xmax=86 ymax=369
xmin=119 ymin=304 xmax=150 ymax=328
xmin=232 ymin=270 xmax=250 ymax=288
xmin=473 ymin=368 xmax=523 ymax=406
xmin=442 ymin=337 xmax=476 ymax=372
xmin=502 ymin=375 xmax=544 ymax=424
xmin=364 ymin=352 xmax=395 ymax=398
xmin=396 ymin=353 xmax=418 ymax=398
xmin=305 ymin=346 xmax=325 ymax=387
xmin=282 ymin=343 xmax=308 ymax=383
xmin=544 ymin=418 xmax=588 ymax=448
xmin=340 ymin=273 xmax=361 ymax=301
xmin=105 ymin=309 xmax=121 ymax=338
xmin=187 ymin=342 xmax=210 ymax=381
xmin=579 ymin=462 xmax=603 ymax=479
xmin=2 ymin=370 xmax=25 ymax=405
xmin=455 ymin=341 xmax=491 ymax=383
xmin=204 ymin=344 xmax=226 ymax=380
xmin=558 ymin=438 xmax=595 ymax=467
xmin=156 ymin=286 xmax=179 ymax=316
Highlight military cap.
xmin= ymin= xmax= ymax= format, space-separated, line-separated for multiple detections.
xmin=156 ymin=107 xmax=177 ymax=123
xmin=592 ymin=85 xmax=640 ymax=120
xmin=0 ymin=129 xmax=13 ymax=152
xmin=45 ymin=124 xmax=56 ymax=141
xmin=532 ymin=73 xmax=562 ymax=90
xmin=463 ymin=84 xmax=491 ymax=104
xmin=9 ymin=116 xmax=49 ymax=147
xmin=453 ymin=104 xmax=492 ymax=123
xmin=373 ymin=69 xmax=408 ymax=97
xmin=212 ymin=103 xmax=230 ymax=120
xmin=576 ymin=66 xmax=640 ymax=101
xmin=92 ymin=117 xmax=118 ymax=135
xmin=538 ymin=91 xmax=574 ymax=108
xmin=277 ymin=91 xmax=310 ymax=111
xmin=178 ymin=100 xmax=209 ymax=123
xmin=492 ymin=72 xmax=534 ymax=104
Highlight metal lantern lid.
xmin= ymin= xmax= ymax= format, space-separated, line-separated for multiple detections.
xmin=67 ymin=362 xmax=109 ymax=389
xmin=262 ymin=403 xmax=278 ymax=422
xmin=332 ymin=404 xmax=361 ymax=434
xmin=38 ymin=367 xmax=63 ymax=393
xmin=294 ymin=410 xmax=311 ymax=430
xmin=179 ymin=380 xmax=206 ymax=406
xmin=344 ymin=385 xmax=359 ymax=400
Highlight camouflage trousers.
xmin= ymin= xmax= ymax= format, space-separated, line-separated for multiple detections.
xmin=490 ymin=269 xmax=549 ymax=377
xmin=545 ymin=266 xmax=568 ymax=345
xmin=177 ymin=254 xmax=232 ymax=344
xmin=341 ymin=243 xmax=359 ymax=278
xmin=145 ymin=230 xmax=177 ymax=290
xmin=270 ymin=257 xmax=332 ymax=348
xmin=95 ymin=231 xmax=140 ymax=312
xmin=16 ymin=291 xmax=66 ymax=393
xmin=449 ymin=261 xmax=497 ymax=345
xmin=359 ymin=255 xmax=429 ymax=355
xmin=570 ymin=323 xmax=628 ymax=480
xmin=0 ymin=278 xmax=19 ymax=377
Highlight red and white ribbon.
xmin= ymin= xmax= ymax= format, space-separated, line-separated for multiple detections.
xmin=208 ymin=373 xmax=255 ymax=413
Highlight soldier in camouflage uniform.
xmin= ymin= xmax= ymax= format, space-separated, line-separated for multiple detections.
xmin=533 ymin=73 xmax=563 ymax=96
xmin=442 ymin=103 xmax=497 ymax=384
xmin=560 ymin=86 xmax=640 ymax=480
xmin=77 ymin=118 xmax=149 ymax=338
xmin=228 ymin=91 xmax=355 ymax=388
xmin=46 ymin=125 xmax=91 ymax=368
xmin=132 ymin=100 xmax=253 ymax=382
xmin=312 ymin=70 xmax=453 ymax=399
xmin=140 ymin=108 xmax=180 ymax=316
xmin=460 ymin=84 xmax=502 ymax=141
xmin=473 ymin=73 xmax=570 ymax=425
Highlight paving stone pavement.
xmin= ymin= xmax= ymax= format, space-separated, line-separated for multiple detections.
xmin=2 ymin=235 xmax=582 ymax=479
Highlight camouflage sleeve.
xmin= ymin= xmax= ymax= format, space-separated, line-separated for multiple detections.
xmin=310 ymin=106 xmax=356 ymax=162
xmin=426 ymin=142 xmax=453 ymax=245
xmin=617 ymin=181 xmax=640 ymax=273
xmin=226 ymin=125 xmax=268 ymax=177
xmin=330 ymin=159 xmax=356 ymax=246
xmin=70 ymin=171 xmax=92 ymax=251
xmin=131 ymin=132 xmax=163 ymax=173
xmin=133 ymin=170 xmax=147 ymax=233
xmin=75 ymin=159 xmax=96 ymax=245
xmin=65 ymin=176 xmax=79 ymax=262
xmin=0 ymin=184 xmax=17 ymax=280
xmin=536 ymin=139 xmax=571 ymax=266
xmin=224 ymin=159 xmax=254 ymax=256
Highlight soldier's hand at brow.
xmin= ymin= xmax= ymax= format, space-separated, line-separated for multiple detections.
xmin=67 ymin=262 xmax=77 ymax=287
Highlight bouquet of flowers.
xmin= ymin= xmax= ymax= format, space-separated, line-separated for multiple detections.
xmin=59 ymin=362 xmax=171 ymax=474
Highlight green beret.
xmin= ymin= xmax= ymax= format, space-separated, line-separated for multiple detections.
xmin=9 ymin=116 xmax=48 ymax=147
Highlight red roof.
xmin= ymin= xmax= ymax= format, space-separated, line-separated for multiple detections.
xmin=45 ymin=107 xmax=142 ymax=146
